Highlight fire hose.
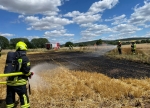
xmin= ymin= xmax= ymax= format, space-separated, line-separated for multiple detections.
xmin=0 ymin=72 xmax=32 ymax=95
xmin=0 ymin=72 xmax=24 ymax=77
xmin=0 ymin=72 xmax=24 ymax=84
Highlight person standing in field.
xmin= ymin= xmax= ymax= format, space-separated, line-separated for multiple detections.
xmin=117 ymin=41 xmax=122 ymax=54
xmin=5 ymin=41 xmax=33 ymax=108
xmin=131 ymin=41 xmax=136 ymax=54
xmin=69 ymin=45 xmax=73 ymax=50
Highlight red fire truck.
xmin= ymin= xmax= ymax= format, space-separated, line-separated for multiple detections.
xmin=45 ymin=43 xmax=60 ymax=50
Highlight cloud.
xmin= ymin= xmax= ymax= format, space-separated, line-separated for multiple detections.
xmin=62 ymin=0 xmax=119 ymax=42
xmin=80 ymin=23 xmax=112 ymax=40
xmin=0 ymin=0 xmax=62 ymax=15
xmin=105 ymin=14 xmax=127 ymax=25
xmin=88 ymin=0 xmax=119 ymax=14
xmin=143 ymin=31 xmax=150 ymax=37
xmin=129 ymin=1 xmax=150 ymax=26
xmin=18 ymin=15 xmax=24 ymax=18
xmin=65 ymin=12 xmax=101 ymax=24
xmin=113 ymin=24 xmax=142 ymax=34
xmin=0 ymin=33 xmax=14 ymax=37
xmin=25 ymin=16 xmax=73 ymax=30
xmin=73 ymin=14 xmax=101 ymax=24
xmin=87 ymin=24 xmax=112 ymax=32
xmin=64 ymin=11 xmax=81 ymax=17
xmin=44 ymin=29 xmax=74 ymax=37
xmin=64 ymin=0 xmax=119 ymax=24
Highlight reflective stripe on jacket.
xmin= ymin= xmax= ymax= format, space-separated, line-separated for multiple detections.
xmin=7 ymin=79 xmax=27 ymax=86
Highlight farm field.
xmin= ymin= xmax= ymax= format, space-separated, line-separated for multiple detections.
xmin=106 ymin=43 xmax=150 ymax=64
xmin=1 ymin=44 xmax=150 ymax=107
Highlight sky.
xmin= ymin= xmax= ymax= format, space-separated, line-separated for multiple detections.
xmin=0 ymin=0 xmax=150 ymax=44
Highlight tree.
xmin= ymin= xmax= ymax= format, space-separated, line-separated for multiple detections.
xmin=0 ymin=36 xmax=9 ymax=49
xmin=10 ymin=38 xmax=30 ymax=48
xmin=141 ymin=40 xmax=146 ymax=43
xmin=31 ymin=38 xmax=49 ymax=48
xmin=65 ymin=41 xmax=73 ymax=47
xmin=135 ymin=40 xmax=141 ymax=44
xmin=78 ymin=43 xmax=84 ymax=47
xmin=146 ymin=39 xmax=150 ymax=43
xmin=96 ymin=39 xmax=102 ymax=45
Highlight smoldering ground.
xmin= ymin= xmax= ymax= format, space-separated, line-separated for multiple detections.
xmin=7 ymin=45 xmax=116 ymax=89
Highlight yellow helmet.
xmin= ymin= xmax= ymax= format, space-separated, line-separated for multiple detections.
xmin=16 ymin=41 xmax=27 ymax=51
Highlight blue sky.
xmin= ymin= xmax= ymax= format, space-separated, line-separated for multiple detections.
xmin=0 ymin=0 xmax=150 ymax=44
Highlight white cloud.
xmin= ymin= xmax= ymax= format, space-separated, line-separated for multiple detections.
xmin=105 ymin=14 xmax=127 ymax=25
xmin=88 ymin=0 xmax=119 ymax=14
xmin=113 ymin=24 xmax=142 ymax=34
xmin=25 ymin=16 xmax=73 ymax=30
xmin=64 ymin=11 xmax=81 ymax=17
xmin=88 ymin=24 xmax=112 ymax=32
xmin=73 ymin=14 xmax=101 ymax=24
xmin=144 ymin=24 xmax=150 ymax=28
xmin=18 ymin=15 xmax=24 ymax=18
xmin=80 ymin=23 xmax=112 ymax=40
xmin=0 ymin=33 xmax=14 ymax=37
xmin=0 ymin=0 xmax=62 ymax=15
xmin=64 ymin=0 xmax=119 ymax=25
xmin=143 ymin=32 xmax=150 ymax=37
xmin=44 ymin=29 xmax=74 ymax=37
xmin=65 ymin=12 xmax=101 ymax=24
xmin=129 ymin=1 xmax=150 ymax=26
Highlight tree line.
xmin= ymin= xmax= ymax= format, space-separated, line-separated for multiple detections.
xmin=65 ymin=39 xmax=103 ymax=47
xmin=1 ymin=35 xmax=149 ymax=49
xmin=0 ymin=36 xmax=49 ymax=49
xmin=0 ymin=35 xmax=103 ymax=49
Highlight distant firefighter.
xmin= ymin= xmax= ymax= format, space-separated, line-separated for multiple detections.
xmin=131 ymin=41 xmax=136 ymax=54
xmin=69 ymin=45 xmax=73 ymax=50
xmin=117 ymin=41 xmax=122 ymax=54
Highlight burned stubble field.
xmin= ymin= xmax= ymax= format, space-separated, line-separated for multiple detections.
xmin=29 ymin=51 xmax=150 ymax=79
xmin=1 ymin=47 xmax=150 ymax=108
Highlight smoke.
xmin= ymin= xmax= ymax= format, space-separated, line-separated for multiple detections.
xmin=30 ymin=62 xmax=58 ymax=73
xmin=29 ymin=62 xmax=59 ymax=89
xmin=85 ymin=44 xmax=116 ymax=57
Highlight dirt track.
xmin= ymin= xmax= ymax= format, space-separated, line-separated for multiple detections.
xmin=28 ymin=50 xmax=150 ymax=79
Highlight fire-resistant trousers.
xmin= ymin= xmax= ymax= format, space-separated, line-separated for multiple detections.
xmin=6 ymin=85 xmax=30 ymax=108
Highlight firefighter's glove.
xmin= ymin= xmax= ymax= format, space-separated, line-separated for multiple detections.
xmin=25 ymin=72 xmax=34 ymax=79
xmin=29 ymin=72 xmax=34 ymax=79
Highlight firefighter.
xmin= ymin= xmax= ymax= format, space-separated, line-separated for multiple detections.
xmin=131 ymin=41 xmax=136 ymax=54
xmin=69 ymin=45 xmax=73 ymax=50
xmin=5 ymin=41 xmax=33 ymax=108
xmin=117 ymin=41 xmax=122 ymax=54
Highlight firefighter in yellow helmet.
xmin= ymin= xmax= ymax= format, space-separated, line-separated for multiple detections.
xmin=5 ymin=41 xmax=33 ymax=108
xmin=131 ymin=41 xmax=136 ymax=54
xmin=117 ymin=41 xmax=122 ymax=54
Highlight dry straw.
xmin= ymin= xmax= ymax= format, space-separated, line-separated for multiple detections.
xmin=0 ymin=47 xmax=150 ymax=107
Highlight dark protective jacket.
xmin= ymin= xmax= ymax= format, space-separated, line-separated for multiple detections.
xmin=6 ymin=51 xmax=31 ymax=86
xmin=131 ymin=43 xmax=136 ymax=50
